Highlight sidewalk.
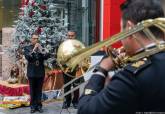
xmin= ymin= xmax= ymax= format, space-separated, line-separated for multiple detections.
xmin=0 ymin=101 xmax=77 ymax=114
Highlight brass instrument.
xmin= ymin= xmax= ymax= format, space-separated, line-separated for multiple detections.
xmin=57 ymin=39 xmax=90 ymax=77
xmin=57 ymin=18 xmax=165 ymax=98
xmin=64 ymin=18 xmax=165 ymax=71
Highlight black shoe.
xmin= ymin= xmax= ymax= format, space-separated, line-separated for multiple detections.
xmin=73 ymin=103 xmax=78 ymax=109
xmin=36 ymin=108 xmax=44 ymax=113
xmin=62 ymin=102 xmax=70 ymax=109
xmin=30 ymin=108 xmax=36 ymax=113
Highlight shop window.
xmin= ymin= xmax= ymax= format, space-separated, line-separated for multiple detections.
xmin=0 ymin=0 xmax=21 ymax=28
xmin=67 ymin=0 xmax=99 ymax=45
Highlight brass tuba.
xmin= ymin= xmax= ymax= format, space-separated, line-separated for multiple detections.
xmin=63 ymin=18 xmax=165 ymax=71
xmin=57 ymin=39 xmax=90 ymax=77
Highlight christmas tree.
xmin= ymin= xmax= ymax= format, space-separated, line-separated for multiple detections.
xmin=12 ymin=0 xmax=68 ymax=69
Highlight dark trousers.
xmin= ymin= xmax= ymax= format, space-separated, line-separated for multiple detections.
xmin=63 ymin=73 xmax=79 ymax=106
xmin=28 ymin=77 xmax=44 ymax=109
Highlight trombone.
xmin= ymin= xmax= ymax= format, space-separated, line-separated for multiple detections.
xmin=58 ymin=18 xmax=165 ymax=98
xmin=65 ymin=18 xmax=165 ymax=71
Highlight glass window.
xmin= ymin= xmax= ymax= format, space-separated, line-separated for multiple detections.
xmin=0 ymin=0 xmax=21 ymax=44
xmin=66 ymin=0 xmax=99 ymax=45
xmin=0 ymin=0 xmax=21 ymax=28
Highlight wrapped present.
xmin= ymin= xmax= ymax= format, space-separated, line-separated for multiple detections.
xmin=0 ymin=96 xmax=30 ymax=109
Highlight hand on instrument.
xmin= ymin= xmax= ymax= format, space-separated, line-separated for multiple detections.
xmin=33 ymin=43 xmax=41 ymax=52
xmin=100 ymin=46 xmax=126 ymax=71
xmin=100 ymin=56 xmax=115 ymax=71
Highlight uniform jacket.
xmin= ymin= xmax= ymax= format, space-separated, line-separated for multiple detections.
xmin=78 ymin=52 xmax=165 ymax=114
xmin=24 ymin=45 xmax=50 ymax=78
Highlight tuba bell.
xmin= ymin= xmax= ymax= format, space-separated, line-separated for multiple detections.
xmin=57 ymin=39 xmax=90 ymax=77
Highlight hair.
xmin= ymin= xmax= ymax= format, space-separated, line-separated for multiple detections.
xmin=68 ymin=30 xmax=77 ymax=34
xmin=120 ymin=0 xmax=164 ymax=38
xmin=31 ymin=32 xmax=39 ymax=37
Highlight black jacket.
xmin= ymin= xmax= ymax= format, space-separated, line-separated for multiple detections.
xmin=78 ymin=52 xmax=165 ymax=114
xmin=24 ymin=45 xmax=50 ymax=78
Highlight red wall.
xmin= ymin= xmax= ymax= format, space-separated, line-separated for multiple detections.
xmin=103 ymin=0 xmax=110 ymax=39
xmin=103 ymin=0 xmax=125 ymax=48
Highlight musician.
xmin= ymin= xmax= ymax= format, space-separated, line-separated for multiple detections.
xmin=78 ymin=0 xmax=165 ymax=114
xmin=24 ymin=33 xmax=50 ymax=113
xmin=62 ymin=31 xmax=81 ymax=109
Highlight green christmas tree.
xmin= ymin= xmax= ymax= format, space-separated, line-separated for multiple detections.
xmin=12 ymin=0 xmax=68 ymax=69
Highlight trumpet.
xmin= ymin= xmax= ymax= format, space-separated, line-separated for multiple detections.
xmin=32 ymin=43 xmax=49 ymax=54
xmin=64 ymin=18 xmax=165 ymax=71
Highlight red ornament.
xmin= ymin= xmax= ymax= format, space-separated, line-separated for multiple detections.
xmin=39 ymin=5 xmax=47 ymax=10
xmin=31 ymin=1 xmax=36 ymax=6
xmin=29 ymin=11 xmax=35 ymax=17
xmin=36 ymin=27 xmax=42 ymax=34
xmin=25 ymin=0 xmax=29 ymax=5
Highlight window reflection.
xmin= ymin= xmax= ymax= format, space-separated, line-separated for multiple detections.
xmin=67 ymin=0 xmax=98 ymax=45
xmin=0 ymin=0 xmax=21 ymax=28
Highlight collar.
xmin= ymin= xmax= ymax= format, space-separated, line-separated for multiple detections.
xmin=135 ymin=41 xmax=165 ymax=54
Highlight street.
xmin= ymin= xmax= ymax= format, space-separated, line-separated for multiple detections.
xmin=0 ymin=101 xmax=77 ymax=114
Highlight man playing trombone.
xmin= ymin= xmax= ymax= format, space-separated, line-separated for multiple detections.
xmin=78 ymin=0 xmax=165 ymax=114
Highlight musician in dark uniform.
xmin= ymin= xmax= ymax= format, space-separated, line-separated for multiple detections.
xmin=24 ymin=33 xmax=50 ymax=113
xmin=78 ymin=0 xmax=165 ymax=114
xmin=62 ymin=31 xmax=80 ymax=109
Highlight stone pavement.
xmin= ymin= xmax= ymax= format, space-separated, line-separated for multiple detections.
xmin=0 ymin=101 xmax=77 ymax=114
